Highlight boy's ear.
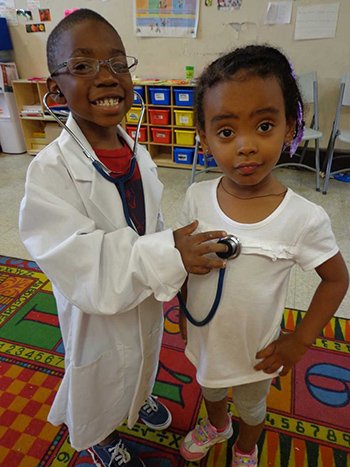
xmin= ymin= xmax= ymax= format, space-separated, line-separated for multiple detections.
xmin=46 ymin=77 xmax=66 ymax=103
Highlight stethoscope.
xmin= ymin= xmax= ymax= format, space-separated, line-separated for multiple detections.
xmin=44 ymin=90 xmax=241 ymax=324
xmin=177 ymin=234 xmax=241 ymax=326
xmin=43 ymin=90 xmax=146 ymax=232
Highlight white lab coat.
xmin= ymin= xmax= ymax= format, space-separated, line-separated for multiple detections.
xmin=19 ymin=115 xmax=187 ymax=451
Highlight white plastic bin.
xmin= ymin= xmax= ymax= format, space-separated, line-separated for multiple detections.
xmin=0 ymin=116 xmax=26 ymax=153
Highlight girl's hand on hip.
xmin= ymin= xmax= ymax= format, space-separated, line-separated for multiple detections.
xmin=254 ymin=332 xmax=310 ymax=376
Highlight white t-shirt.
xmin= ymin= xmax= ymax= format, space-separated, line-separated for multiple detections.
xmin=177 ymin=177 xmax=338 ymax=388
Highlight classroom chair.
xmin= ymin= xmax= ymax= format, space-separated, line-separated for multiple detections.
xmin=275 ymin=72 xmax=323 ymax=191
xmin=322 ymin=72 xmax=350 ymax=194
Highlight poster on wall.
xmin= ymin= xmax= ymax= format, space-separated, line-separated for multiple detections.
xmin=134 ymin=0 xmax=200 ymax=38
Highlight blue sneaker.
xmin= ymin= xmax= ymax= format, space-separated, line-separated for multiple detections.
xmin=139 ymin=395 xmax=172 ymax=430
xmin=88 ymin=432 xmax=145 ymax=466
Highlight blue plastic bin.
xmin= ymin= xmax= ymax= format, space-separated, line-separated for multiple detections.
xmin=133 ymin=85 xmax=145 ymax=105
xmin=149 ymin=87 xmax=170 ymax=105
xmin=174 ymin=147 xmax=195 ymax=165
xmin=173 ymin=88 xmax=195 ymax=107
xmin=198 ymin=153 xmax=217 ymax=167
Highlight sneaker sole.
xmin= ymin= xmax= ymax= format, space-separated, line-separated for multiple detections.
xmin=180 ymin=436 xmax=228 ymax=461
xmin=180 ymin=422 xmax=234 ymax=461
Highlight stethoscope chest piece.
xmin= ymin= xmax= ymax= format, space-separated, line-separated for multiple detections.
xmin=216 ymin=234 xmax=241 ymax=260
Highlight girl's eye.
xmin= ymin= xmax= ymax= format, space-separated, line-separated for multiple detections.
xmin=258 ymin=122 xmax=274 ymax=133
xmin=217 ymin=128 xmax=233 ymax=138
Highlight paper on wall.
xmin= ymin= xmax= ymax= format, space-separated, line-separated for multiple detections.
xmin=294 ymin=3 xmax=339 ymax=40
xmin=26 ymin=0 xmax=40 ymax=10
xmin=0 ymin=0 xmax=17 ymax=25
xmin=265 ymin=1 xmax=292 ymax=25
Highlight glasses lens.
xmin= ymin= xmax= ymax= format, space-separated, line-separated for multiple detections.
xmin=110 ymin=56 xmax=137 ymax=74
xmin=68 ymin=58 xmax=97 ymax=76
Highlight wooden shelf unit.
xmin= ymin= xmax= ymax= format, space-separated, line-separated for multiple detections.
xmin=12 ymin=79 xmax=60 ymax=155
xmin=12 ymin=79 xmax=218 ymax=171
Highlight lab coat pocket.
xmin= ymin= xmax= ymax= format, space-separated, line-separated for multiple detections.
xmin=69 ymin=345 xmax=125 ymax=427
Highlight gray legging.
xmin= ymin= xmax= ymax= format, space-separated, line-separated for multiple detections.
xmin=201 ymin=378 xmax=273 ymax=426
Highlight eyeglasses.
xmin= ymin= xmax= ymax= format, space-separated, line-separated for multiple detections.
xmin=51 ymin=55 xmax=138 ymax=78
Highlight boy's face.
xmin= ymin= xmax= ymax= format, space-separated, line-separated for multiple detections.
xmin=48 ymin=19 xmax=134 ymax=145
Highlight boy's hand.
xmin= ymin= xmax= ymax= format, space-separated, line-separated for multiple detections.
xmin=174 ymin=220 xmax=228 ymax=274
xmin=254 ymin=333 xmax=310 ymax=376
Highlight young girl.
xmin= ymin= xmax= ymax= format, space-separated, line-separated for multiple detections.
xmin=177 ymin=45 xmax=349 ymax=466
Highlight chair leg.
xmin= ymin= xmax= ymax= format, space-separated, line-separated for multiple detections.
xmin=315 ymin=140 xmax=320 ymax=191
xmin=299 ymin=140 xmax=310 ymax=165
xmin=190 ymin=140 xmax=200 ymax=185
xmin=322 ymin=137 xmax=337 ymax=194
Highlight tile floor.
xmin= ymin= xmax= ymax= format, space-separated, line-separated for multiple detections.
xmin=1 ymin=152 xmax=349 ymax=318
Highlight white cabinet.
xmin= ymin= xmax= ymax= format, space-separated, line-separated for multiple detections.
xmin=0 ymin=63 xmax=26 ymax=154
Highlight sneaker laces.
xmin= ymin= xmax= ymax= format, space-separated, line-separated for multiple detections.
xmin=107 ymin=440 xmax=131 ymax=466
xmin=141 ymin=395 xmax=158 ymax=415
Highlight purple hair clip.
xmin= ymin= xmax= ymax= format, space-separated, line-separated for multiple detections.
xmin=286 ymin=60 xmax=304 ymax=156
xmin=289 ymin=101 xmax=304 ymax=156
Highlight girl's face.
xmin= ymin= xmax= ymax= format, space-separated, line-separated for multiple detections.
xmin=199 ymin=73 xmax=294 ymax=192
xmin=47 ymin=19 xmax=134 ymax=146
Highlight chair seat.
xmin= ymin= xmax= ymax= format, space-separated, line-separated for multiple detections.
xmin=338 ymin=129 xmax=350 ymax=143
xmin=302 ymin=127 xmax=323 ymax=140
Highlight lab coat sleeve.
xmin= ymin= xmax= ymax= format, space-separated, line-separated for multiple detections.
xmin=19 ymin=157 xmax=187 ymax=316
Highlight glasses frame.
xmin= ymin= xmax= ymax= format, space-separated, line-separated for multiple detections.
xmin=50 ymin=55 xmax=138 ymax=78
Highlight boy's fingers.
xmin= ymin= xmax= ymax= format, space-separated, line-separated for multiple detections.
xmin=195 ymin=230 xmax=227 ymax=244
xmin=188 ymin=257 xmax=226 ymax=274
xmin=197 ymin=241 xmax=229 ymax=256
xmin=179 ymin=220 xmax=199 ymax=235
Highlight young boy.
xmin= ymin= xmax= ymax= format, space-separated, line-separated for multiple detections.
xmin=18 ymin=9 xmax=227 ymax=467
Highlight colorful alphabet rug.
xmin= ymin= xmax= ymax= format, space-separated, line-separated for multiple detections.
xmin=0 ymin=256 xmax=349 ymax=466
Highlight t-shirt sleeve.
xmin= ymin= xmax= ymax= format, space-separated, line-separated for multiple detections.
xmin=295 ymin=204 xmax=339 ymax=271
xmin=174 ymin=184 xmax=197 ymax=229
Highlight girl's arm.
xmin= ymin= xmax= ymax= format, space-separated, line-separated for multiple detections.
xmin=255 ymin=252 xmax=349 ymax=375
xmin=293 ymin=252 xmax=349 ymax=346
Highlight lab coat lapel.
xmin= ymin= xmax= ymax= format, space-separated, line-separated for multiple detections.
xmin=58 ymin=116 xmax=127 ymax=229
xmin=135 ymin=143 xmax=164 ymax=234
xmin=58 ymin=116 xmax=163 ymax=231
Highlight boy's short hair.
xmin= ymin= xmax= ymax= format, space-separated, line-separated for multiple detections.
xmin=46 ymin=8 xmax=119 ymax=74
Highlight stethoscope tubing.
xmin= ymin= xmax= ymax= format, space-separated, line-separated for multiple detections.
xmin=42 ymin=90 xmax=146 ymax=232
xmin=177 ymin=267 xmax=227 ymax=327
xmin=177 ymin=235 xmax=241 ymax=327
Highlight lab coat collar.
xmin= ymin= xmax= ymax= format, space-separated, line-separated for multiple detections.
xmin=58 ymin=114 xmax=157 ymax=181
xmin=57 ymin=114 xmax=162 ymax=233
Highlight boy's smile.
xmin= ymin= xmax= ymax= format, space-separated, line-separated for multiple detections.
xmin=48 ymin=19 xmax=134 ymax=148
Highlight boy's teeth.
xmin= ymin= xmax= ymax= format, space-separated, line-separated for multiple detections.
xmin=95 ymin=98 xmax=119 ymax=106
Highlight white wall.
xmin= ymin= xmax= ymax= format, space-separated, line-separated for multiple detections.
xmin=8 ymin=0 xmax=350 ymax=149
